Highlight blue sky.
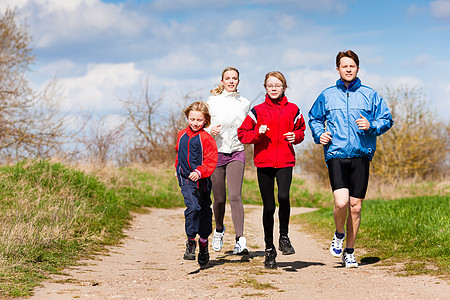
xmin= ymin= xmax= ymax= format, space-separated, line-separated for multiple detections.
xmin=2 ymin=0 xmax=450 ymax=123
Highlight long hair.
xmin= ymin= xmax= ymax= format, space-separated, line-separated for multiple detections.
xmin=210 ymin=67 xmax=240 ymax=96
xmin=183 ymin=101 xmax=211 ymax=128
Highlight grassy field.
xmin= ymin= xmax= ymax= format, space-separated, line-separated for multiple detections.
xmin=0 ymin=160 xmax=448 ymax=296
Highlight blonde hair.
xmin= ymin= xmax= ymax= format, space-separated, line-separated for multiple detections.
xmin=210 ymin=67 xmax=240 ymax=96
xmin=264 ymin=71 xmax=288 ymax=89
xmin=184 ymin=101 xmax=211 ymax=128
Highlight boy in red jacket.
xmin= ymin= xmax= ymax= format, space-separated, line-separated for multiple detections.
xmin=238 ymin=71 xmax=305 ymax=269
xmin=175 ymin=101 xmax=218 ymax=266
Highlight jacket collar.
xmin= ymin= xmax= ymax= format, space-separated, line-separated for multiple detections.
xmin=264 ymin=94 xmax=288 ymax=107
xmin=186 ymin=126 xmax=203 ymax=136
xmin=222 ymin=89 xmax=240 ymax=98
xmin=336 ymin=77 xmax=361 ymax=92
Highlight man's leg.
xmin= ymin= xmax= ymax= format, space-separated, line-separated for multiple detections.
xmin=333 ymin=188 xmax=350 ymax=234
xmin=345 ymin=196 xmax=363 ymax=248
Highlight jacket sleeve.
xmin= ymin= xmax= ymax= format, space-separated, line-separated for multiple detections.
xmin=237 ymin=108 xmax=265 ymax=144
xmin=292 ymin=107 xmax=306 ymax=145
xmin=367 ymin=92 xmax=394 ymax=136
xmin=174 ymin=131 xmax=181 ymax=168
xmin=195 ymin=132 xmax=218 ymax=178
xmin=308 ymin=93 xmax=326 ymax=144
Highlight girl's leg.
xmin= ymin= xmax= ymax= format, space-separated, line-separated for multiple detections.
xmin=275 ymin=167 xmax=293 ymax=236
xmin=226 ymin=161 xmax=245 ymax=237
xmin=211 ymin=166 xmax=226 ymax=232
xmin=181 ymin=186 xmax=200 ymax=239
xmin=198 ymin=189 xmax=213 ymax=240
xmin=257 ymin=167 xmax=276 ymax=249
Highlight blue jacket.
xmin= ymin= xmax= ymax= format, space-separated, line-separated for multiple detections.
xmin=308 ymin=78 xmax=393 ymax=161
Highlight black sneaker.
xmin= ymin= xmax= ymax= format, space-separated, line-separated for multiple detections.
xmin=198 ymin=240 xmax=209 ymax=266
xmin=183 ymin=239 xmax=196 ymax=260
xmin=264 ymin=246 xmax=277 ymax=269
xmin=279 ymin=235 xmax=295 ymax=255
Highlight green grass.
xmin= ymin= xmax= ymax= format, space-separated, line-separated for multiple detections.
xmin=294 ymin=195 xmax=450 ymax=276
xmin=0 ymin=160 xmax=130 ymax=296
xmin=0 ymin=161 xmax=447 ymax=296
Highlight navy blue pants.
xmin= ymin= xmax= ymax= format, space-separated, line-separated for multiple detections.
xmin=180 ymin=185 xmax=213 ymax=239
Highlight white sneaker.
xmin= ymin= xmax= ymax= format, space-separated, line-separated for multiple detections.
xmin=342 ymin=250 xmax=358 ymax=268
xmin=330 ymin=233 xmax=345 ymax=257
xmin=212 ymin=227 xmax=225 ymax=252
xmin=233 ymin=236 xmax=249 ymax=255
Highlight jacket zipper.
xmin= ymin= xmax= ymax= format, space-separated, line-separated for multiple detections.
xmin=346 ymin=91 xmax=350 ymax=158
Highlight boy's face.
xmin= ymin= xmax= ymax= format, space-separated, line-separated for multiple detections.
xmin=337 ymin=57 xmax=359 ymax=84
xmin=188 ymin=110 xmax=206 ymax=132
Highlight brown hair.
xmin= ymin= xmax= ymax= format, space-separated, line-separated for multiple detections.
xmin=264 ymin=71 xmax=288 ymax=89
xmin=183 ymin=101 xmax=211 ymax=128
xmin=336 ymin=50 xmax=359 ymax=68
xmin=210 ymin=67 xmax=240 ymax=96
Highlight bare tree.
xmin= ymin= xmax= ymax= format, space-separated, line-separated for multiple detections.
xmin=118 ymin=78 xmax=190 ymax=164
xmin=0 ymin=8 xmax=76 ymax=161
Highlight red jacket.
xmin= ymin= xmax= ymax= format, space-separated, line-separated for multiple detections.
xmin=175 ymin=126 xmax=218 ymax=189
xmin=238 ymin=95 xmax=305 ymax=168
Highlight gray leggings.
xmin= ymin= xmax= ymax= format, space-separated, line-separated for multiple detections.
xmin=211 ymin=160 xmax=245 ymax=238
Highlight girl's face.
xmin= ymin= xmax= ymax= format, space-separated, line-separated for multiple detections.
xmin=265 ymin=76 xmax=285 ymax=100
xmin=221 ymin=70 xmax=239 ymax=93
xmin=188 ymin=110 xmax=206 ymax=132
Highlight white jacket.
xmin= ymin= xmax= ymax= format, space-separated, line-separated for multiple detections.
xmin=207 ymin=90 xmax=250 ymax=154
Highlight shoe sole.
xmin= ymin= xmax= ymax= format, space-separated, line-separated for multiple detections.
xmin=234 ymin=248 xmax=249 ymax=255
xmin=264 ymin=264 xmax=277 ymax=269
xmin=183 ymin=255 xmax=195 ymax=260
xmin=198 ymin=257 xmax=209 ymax=266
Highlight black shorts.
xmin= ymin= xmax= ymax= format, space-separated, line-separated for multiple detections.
xmin=326 ymin=157 xmax=370 ymax=199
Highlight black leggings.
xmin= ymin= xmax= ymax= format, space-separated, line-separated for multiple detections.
xmin=257 ymin=167 xmax=293 ymax=249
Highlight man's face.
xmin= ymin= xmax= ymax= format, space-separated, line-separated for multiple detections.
xmin=337 ymin=57 xmax=359 ymax=83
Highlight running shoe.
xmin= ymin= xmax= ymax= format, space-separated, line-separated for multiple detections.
xmin=198 ymin=240 xmax=209 ymax=266
xmin=342 ymin=249 xmax=358 ymax=268
xmin=233 ymin=236 xmax=249 ymax=255
xmin=279 ymin=235 xmax=295 ymax=255
xmin=330 ymin=232 xmax=345 ymax=257
xmin=212 ymin=226 xmax=225 ymax=252
xmin=264 ymin=246 xmax=277 ymax=269
xmin=183 ymin=239 xmax=196 ymax=260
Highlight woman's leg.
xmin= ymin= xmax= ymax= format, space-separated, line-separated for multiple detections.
xmin=211 ymin=165 xmax=226 ymax=232
xmin=226 ymin=161 xmax=245 ymax=237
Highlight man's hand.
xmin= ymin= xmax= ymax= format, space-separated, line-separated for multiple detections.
xmin=356 ymin=114 xmax=370 ymax=130
xmin=320 ymin=132 xmax=332 ymax=145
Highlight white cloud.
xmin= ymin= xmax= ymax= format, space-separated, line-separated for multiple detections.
xmin=430 ymin=0 xmax=450 ymax=21
xmin=9 ymin=0 xmax=147 ymax=48
xmin=282 ymin=49 xmax=331 ymax=68
xmin=252 ymin=0 xmax=347 ymax=13
xmin=56 ymin=62 xmax=145 ymax=112
xmin=403 ymin=54 xmax=434 ymax=67
xmin=225 ymin=19 xmax=254 ymax=39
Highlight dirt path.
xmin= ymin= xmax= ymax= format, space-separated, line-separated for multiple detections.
xmin=31 ymin=205 xmax=448 ymax=299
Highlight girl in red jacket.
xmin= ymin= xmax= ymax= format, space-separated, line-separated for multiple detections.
xmin=238 ymin=71 xmax=305 ymax=269
xmin=175 ymin=101 xmax=218 ymax=266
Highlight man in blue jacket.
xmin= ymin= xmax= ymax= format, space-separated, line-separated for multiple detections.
xmin=308 ymin=50 xmax=393 ymax=268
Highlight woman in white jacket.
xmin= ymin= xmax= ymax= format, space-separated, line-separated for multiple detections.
xmin=207 ymin=67 xmax=251 ymax=254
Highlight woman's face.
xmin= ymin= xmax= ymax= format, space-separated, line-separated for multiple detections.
xmin=265 ymin=76 xmax=285 ymax=99
xmin=221 ymin=70 xmax=239 ymax=93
